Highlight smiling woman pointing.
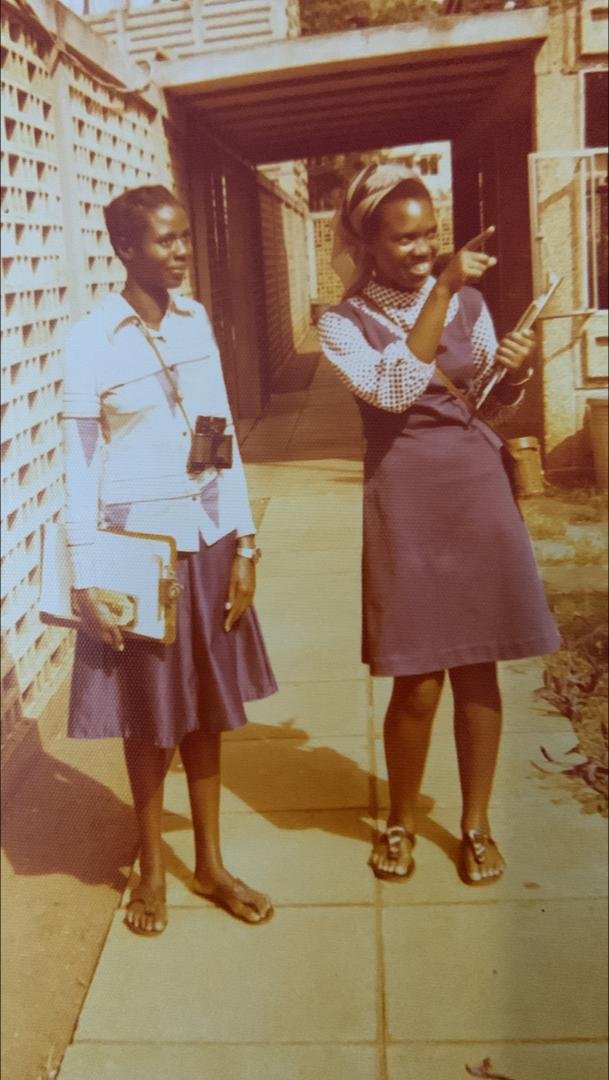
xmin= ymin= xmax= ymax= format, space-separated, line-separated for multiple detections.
xmin=319 ymin=163 xmax=559 ymax=887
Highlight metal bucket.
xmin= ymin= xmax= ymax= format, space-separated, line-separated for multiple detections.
xmin=588 ymin=397 xmax=609 ymax=490
xmin=506 ymin=436 xmax=545 ymax=498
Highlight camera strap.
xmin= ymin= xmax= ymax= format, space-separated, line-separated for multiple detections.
xmin=138 ymin=323 xmax=195 ymax=438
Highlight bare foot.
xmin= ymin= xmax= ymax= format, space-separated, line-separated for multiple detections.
xmin=460 ymin=829 xmax=506 ymax=885
xmin=369 ymin=825 xmax=415 ymax=881
xmin=124 ymin=879 xmax=167 ymax=935
xmin=193 ymin=868 xmax=273 ymax=924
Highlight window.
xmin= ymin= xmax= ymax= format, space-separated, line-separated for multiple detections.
xmin=584 ymin=71 xmax=609 ymax=310
xmin=584 ymin=71 xmax=608 ymax=150
xmin=529 ymin=149 xmax=609 ymax=313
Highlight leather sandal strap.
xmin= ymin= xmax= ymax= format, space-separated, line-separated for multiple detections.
xmin=464 ymin=829 xmax=496 ymax=865
xmin=385 ymin=826 xmax=416 ymax=860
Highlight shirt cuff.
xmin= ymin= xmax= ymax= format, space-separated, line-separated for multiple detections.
xmin=235 ymin=523 xmax=256 ymax=539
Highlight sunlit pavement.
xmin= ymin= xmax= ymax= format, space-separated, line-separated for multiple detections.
xmin=60 ymin=356 xmax=608 ymax=1080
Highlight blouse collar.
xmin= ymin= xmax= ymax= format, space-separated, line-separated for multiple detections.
xmin=363 ymin=276 xmax=436 ymax=312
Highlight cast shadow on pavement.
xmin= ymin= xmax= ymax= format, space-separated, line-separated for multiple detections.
xmin=167 ymin=720 xmax=461 ymax=881
xmin=1 ymin=725 xmax=137 ymax=890
xmin=2 ymin=720 xmax=460 ymax=892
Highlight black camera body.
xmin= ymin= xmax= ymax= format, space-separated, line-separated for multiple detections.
xmin=189 ymin=416 xmax=233 ymax=472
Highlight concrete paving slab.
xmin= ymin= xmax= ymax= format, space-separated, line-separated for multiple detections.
xmin=376 ymin=729 xmax=581 ymax=809
xmin=242 ymin=463 xmax=277 ymax=500
xmin=244 ymin=411 xmax=301 ymax=440
xmin=241 ymin=679 xmax=369 ymax=739
xmin=256 ymin=547 xmax=360 ymax=578
xmin=161 ymin=808 xmax=375 ymax=907
xmin=308 ymin=373 xmax=353 ymax=399
xmin=60 ymin=1042 xmax=380 ymax=1080
xmin=256 ymin=493 xmax=361 ymax=551
xmin=387 ymin=1042 xmax=608 ymax=1080
xmin=164 ymin=735 xmax=374 ymax=815
xmin=376 ymin=800 xmax=609 ymax=904
xmin=261 ymin=391 xmax=310 ymax=416
xmin=75 ymin=907 xmax=378 ymax=1044
xmin=255 ymin=581 xmax=364 ymax=682
xmin=284 ymin=441 xmax=363 ymax=461
xmin=249 ymin=460 xmax=362 ymax=497
xmin=242 ymin=442 xmax=294 ymax=464
xmin=290 ymin=415 xmax=362 ymax=441
xmin=290 ymin=399 xmax=361 ymax=421
xmin=383 ymin=899 xmax=608 ymax=1041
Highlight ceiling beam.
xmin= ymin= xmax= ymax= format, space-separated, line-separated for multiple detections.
xmin=157 ymin=9 xmax=548 ymax=97
xmin=186 ymin=55 xmax=511 ymax=111
xmin=190 ymin=73 xmax=503 ymax=126
xmin=197 ymin=89 xmax=488 ymax=138
xmin=230 ymin=113 xmax=468 ymax=162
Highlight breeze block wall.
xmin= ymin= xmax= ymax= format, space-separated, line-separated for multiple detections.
xmin=0 ymin=0 xmax=186 ymax=755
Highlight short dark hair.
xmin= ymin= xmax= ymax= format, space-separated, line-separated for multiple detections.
xmin=362 ymin=178 xmax=434 ymax=242
xmin=103 ymin=185 xmax=181 ymax=256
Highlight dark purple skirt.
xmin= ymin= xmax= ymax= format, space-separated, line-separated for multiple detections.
xmin=361 ymin=420 xmax=561 ymax=677
xmin=68 ymin=532 xmax=277 ymax=747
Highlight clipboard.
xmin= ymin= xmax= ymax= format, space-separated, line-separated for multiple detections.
xmin=476 ymin=273 xmax=562 ymax=409
xmin=39 ymin=524 xmax=182 ymax=644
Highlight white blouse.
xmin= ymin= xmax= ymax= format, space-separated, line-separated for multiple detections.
xmin=62 ymin=292 xmax=255 ymax=588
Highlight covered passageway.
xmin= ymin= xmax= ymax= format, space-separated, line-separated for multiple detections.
xmin=153 ymin=9 xmax=550 ymax=435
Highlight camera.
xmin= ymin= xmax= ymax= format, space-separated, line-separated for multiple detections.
xmin=188 ymin=416 xmax=233 ymax=472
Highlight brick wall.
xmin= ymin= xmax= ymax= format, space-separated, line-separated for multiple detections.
xmin=258 ymin=178 xmax=311 ymax=386
xmin=310 ymin=212 xmax=343 ymax=305
xmin=0 ymin=1 xmax=186 ymax=753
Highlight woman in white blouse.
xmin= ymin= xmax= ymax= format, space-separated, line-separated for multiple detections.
xmin=63 ymin=185 xmax=277 ymax=935
xmin=319 ymin=164 xmax=559 ymax=887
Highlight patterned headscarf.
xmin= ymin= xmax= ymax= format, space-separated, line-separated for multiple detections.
xmin=331 ymin=162 xmax=432 ymax=296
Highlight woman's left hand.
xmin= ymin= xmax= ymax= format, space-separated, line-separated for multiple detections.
xmin=494 ymin=329 xmax=536 ymax=377
xmin=224 ymin=555 xmax=255 ymax=632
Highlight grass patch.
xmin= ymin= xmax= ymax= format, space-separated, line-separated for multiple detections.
xmin=542 ymin=485 xmax=608 ymax=518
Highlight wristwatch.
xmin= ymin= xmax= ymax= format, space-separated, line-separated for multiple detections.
xmin=235 ymin=546 xmax=262 ymax=564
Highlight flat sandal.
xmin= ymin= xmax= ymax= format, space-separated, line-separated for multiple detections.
xmin=370 ymin=825 xmax=416 ymax=882
xmin=460 ymin=829 xmax=505 ymax=886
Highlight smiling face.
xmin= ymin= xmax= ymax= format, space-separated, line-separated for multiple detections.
xmin=119 ymin=203 xmax=192 ymax=292
xmin=365 ymin=195 xmax=439 ymax=292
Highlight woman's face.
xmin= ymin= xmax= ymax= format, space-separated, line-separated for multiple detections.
xmin=366 ymin=196 xmax=439 ymax=292
xmin=121 ymin=203 xmax=192 ymax=291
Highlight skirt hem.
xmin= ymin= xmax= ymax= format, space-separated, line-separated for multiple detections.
xmin=365 ymin=632 xmax=561 ymax=678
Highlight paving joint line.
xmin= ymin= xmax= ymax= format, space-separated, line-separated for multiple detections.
xmin=366 ymin=669 xmax=390 ymax=1080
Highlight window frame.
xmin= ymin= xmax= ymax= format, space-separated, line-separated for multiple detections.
xmin=528 ymin=148 xmax=609 ymax=316
xmin=579 ymin=68 xmax=609 ymax=151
